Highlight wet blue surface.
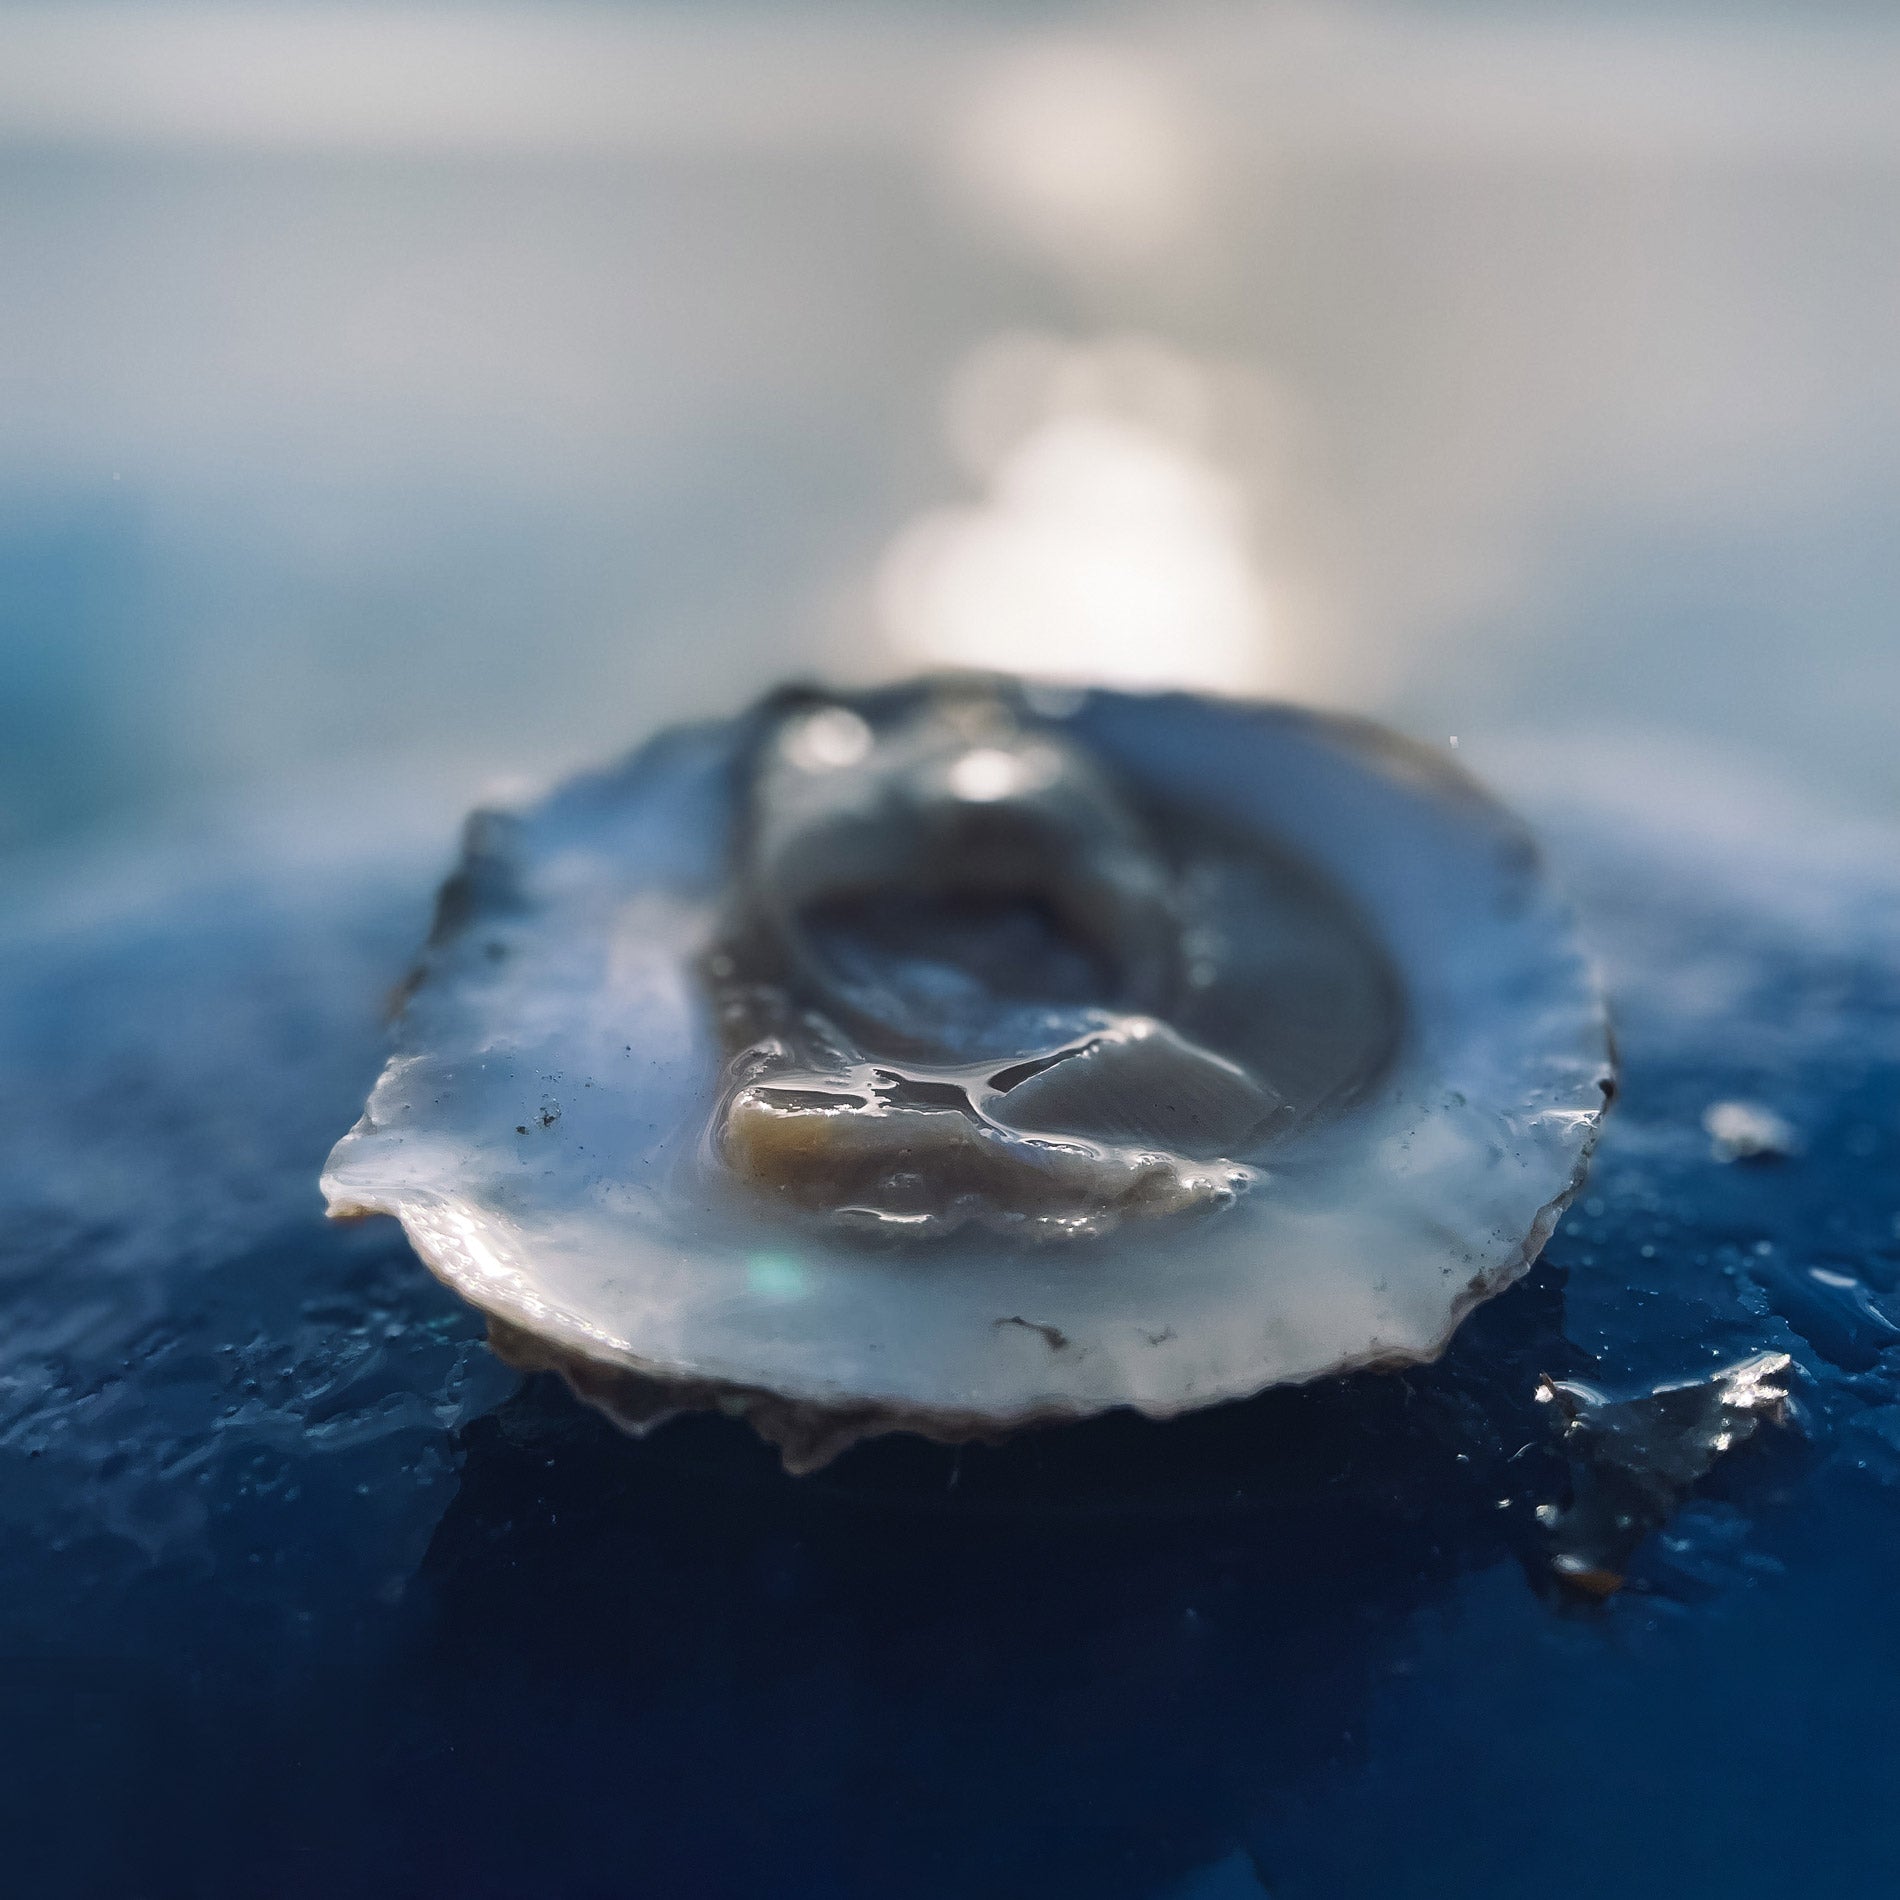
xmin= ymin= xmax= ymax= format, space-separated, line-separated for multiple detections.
xmin=1 ymin=785 xmax=1896 ymax=1898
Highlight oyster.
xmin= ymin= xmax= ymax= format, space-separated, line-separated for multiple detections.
xmin=322 ymin=676 xmax=1611 ymax=1468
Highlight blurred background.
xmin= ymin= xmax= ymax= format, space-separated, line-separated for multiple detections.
xmin=2 ymin=0 xmax=1896 ymax=861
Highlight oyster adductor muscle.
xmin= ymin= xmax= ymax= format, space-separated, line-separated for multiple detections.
xmin=322 ymin=676 xmax=1611 ymax=1468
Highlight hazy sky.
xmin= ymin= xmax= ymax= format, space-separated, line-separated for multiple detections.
xmin=2 ymin=2 xmax=1896 ymax=848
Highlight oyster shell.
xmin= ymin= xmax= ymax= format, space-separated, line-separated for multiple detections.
xmin=322 ymin=676 xmax=1611 ymax=1468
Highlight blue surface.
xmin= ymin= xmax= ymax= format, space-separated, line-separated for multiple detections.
xmin=0 ymin=788 xmax=1896 ymax=1898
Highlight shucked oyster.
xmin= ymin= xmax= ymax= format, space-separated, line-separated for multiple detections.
xmin=323 ymin=677 xmax=1610 ymax=1468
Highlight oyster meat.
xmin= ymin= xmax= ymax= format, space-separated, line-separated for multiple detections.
xmin=323 ymin=676 xmax=1611 ymax=1467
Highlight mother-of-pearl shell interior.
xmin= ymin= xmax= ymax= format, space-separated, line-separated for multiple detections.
xmin=322 ymin=678 xmax=1611 ymax=1467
